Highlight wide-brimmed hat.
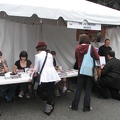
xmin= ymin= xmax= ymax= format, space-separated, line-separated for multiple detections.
xmin=36 ymin=42 xmax=47 ymax=49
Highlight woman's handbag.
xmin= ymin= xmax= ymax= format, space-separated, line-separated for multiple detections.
xmin=92 ymin=46 xmax=101 ymax=81
xmin=33 ymin=52 xmax=48 ymax=90
xmin=80 ymin=45 xmax=93 ymax=77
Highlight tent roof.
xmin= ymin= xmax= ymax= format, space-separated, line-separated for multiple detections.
xmin=0 ymin=0 xmax=120 ymax=25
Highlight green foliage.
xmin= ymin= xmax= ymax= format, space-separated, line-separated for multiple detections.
xmin=87 ymin=0 xmax=120 ymax=10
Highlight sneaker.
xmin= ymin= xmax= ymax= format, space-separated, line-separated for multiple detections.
xmin=25 ymin=93 xmax=30 ymax=99
xmin=62 ymin=87 xmax=67 ymax=93
xmin=83 ymin=107 xmax=93 ymax=112
xmin=18 ymin=91 xmax=24 ymax=98
xmin=69 ymin=105 xmax=72 ymax=109
xmin=55 ymin=90 xmax=60 ymax=97
xmin=69 ymin=105 xmax=78 ymax=111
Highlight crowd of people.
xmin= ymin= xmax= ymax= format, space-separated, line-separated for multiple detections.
xmin=0 ymin=42 xmax=67 ymax=116
xmin=1 ymin=34 xmax=120 ymax=116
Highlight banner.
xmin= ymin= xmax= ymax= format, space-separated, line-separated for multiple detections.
xmin=67 ymin=20 xmax=101 ymax=30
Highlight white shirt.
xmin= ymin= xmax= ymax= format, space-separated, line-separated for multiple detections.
xmin=34 ymin=51 xmax=61 ymax=84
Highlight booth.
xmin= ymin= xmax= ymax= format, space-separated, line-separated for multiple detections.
xmin=0 ymin=0 xmax=120 ymax=70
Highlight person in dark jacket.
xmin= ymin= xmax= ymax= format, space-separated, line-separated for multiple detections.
xmin=70 ymin=34 xmax=99 ymax=112
xmin=98 ymin=39 xmax=112 ymax=62
xmin=96 ymin=50 xmax=120 ymax=100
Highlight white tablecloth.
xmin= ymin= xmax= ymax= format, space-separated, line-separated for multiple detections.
xmin=0 ymin=77 xmax=30 ymax=85
xmin=0 ymin=69 xmax=78 ymax=85
xmin=57 ymin=69 xmax=78 ymax=78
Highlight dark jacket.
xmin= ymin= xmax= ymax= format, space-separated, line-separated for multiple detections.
xmin=75 ymin=44 xmax=99 ymax=69
xmin=101 ymin=57 xmax=120 ymax=89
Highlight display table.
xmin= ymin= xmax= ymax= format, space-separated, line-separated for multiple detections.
xmin=0 ymin=76 xmax=30 ymax=85
xmin=57 ymin=69 xmax=78 ymax=78
xmin=0 ymin=69 xmax=78 ymax=85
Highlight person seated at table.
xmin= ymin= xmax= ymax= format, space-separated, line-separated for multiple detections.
xmin=51 ymin=51 xmax=67 ymax=96
xmin=13 ymin=51 xmax=33 ymax=98
xmin=96 ymin=50 xmax=120 ymax=100
xmin=0 ymin=51 xmax=16 ymax=102
xmin=46 ymin=49 xmax=51 ymax=53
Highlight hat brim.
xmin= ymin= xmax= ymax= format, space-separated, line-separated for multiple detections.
xmin=36 ymin=45 xmax=47 ymax=49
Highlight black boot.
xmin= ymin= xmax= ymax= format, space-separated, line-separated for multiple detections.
xmin=0 ymin=108 xmax=2 ymax=116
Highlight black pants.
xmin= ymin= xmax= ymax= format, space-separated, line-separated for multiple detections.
xmin=72 ymin=74 xmax=93 ymax=110
xmin=37 ymin=82 xmax=55 ymax=105
xmin=96 ymin=80 xmax=120 ymax=100
xmin=0 ymin=85 xmax=16 ymax=100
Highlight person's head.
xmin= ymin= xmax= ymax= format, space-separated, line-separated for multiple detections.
xmin=51 ymin=51 xmax=56 ymax=58
xmin=107 ymin=50 xmax=115 ymax=60
xmin=0 ymin=51 xmax=2 ymax=59
xmin=104 ymin=39 xmax=110 ymax=47
xmin=79 ymin=34 xmax=90 ymax=44
xmin=0 ymin=51 xmax=2 ymax=56
xmin=19 ymin=51 xmax=28 ymax=61
xmin=46 ymin=49 xmax=51 ymax=53
xmin=36 ymin=41 xmax=47 ymax=52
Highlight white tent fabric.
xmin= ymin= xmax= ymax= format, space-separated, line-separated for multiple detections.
xmin=1 ymin=0 xmax=120 ymax=25
xmin=92 ymin=27 xmax=120 ymax=60
xmin=1 ymin=0 xmax=120 ymax=71
xmin=105 ymin=27 xmax=120 ymax=59
xmin=0 ymin=19 xmax=78 ymax=71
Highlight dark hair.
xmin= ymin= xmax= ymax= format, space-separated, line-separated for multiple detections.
xmin=19 ymin=51 xmax=28 ymax=60
xmin=36 ymin=46 xmax=47 ymax=52
xmin=79 ymin=34 xmax=90 ymax=44
xmin=46 ymin=49 xmax=51 ymax=53
xmin=0 ymin=51 xmax=2 ymax=56
xmin=51 ymin=51 xmax=56 ymax=55
xmin=105 ymin=38 xmax=110 ymax=42
xmin=108 ymin=50 xmax=115 ymax=57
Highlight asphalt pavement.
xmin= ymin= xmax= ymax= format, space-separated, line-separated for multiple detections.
xmin=0 ymin=90 xmax=120 ymax=120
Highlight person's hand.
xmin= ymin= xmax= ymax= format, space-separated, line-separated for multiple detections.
xmin=55 ymin=67 xmax=60 ymax=70
xmin=101 ymin=64 xmax=105 ymax=69
xmin=0 ymin=58 xmax=4 ymax=63
xmin=1 ymin=69 xmax=5 ymax=73
xmin=28 ymin=79 xmax=32 ymax=82
xmin=34 ymin=72 xmax=37 ymax=77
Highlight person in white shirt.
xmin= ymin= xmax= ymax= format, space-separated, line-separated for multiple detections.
xmin=34 ymin=42 xmax=61 ymax=115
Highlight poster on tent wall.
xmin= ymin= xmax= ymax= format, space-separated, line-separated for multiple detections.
xmin=76 ymin=26 xmax=106 ymax=42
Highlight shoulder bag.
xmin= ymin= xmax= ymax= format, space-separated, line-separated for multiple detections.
xmin=80 ymin=45 xmax=93 ymax=77
xmin=92 ymin=46 xmax=101 ymax=81
xmin=33 ymin=52 xmax=48 ymax=90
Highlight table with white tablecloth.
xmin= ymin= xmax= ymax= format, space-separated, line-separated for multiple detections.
xmin=0 ymin=77 xmax=30 ymax=85
xmin=0 ymin=69 xmax=78 ymax=85
xmin=57 ymin=69 xmax=78 ymax=93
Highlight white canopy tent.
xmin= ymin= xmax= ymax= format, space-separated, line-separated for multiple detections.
xmin=1 ymin=0 xmax=120 ymax=25
xmin=0 ymin=0 xmax=120 ymax=70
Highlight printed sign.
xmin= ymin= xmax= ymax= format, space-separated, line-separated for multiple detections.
xmin=67 ymin=20 xmax=101 ymax=30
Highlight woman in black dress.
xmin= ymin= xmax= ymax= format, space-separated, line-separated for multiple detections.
xmin=13 ymin=51 xmax=33 ymax=98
